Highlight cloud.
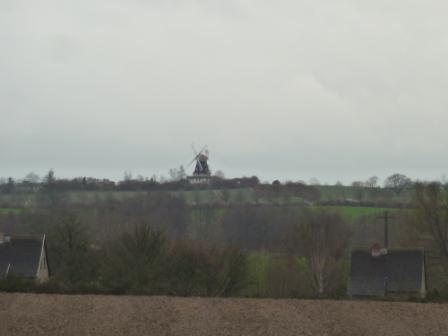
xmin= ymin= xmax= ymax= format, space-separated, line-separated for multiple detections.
xmin=1 ymin=0 xmax=448 ymax=182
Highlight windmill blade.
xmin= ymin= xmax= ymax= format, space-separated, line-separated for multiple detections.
xmin=187 ymin=157 xmax=197 ymax=167
xmin=191 ymin=144 xmax=198 ymax=156
xmin=197 ymin=145 xmax=207 ymax=156
xmin=188 ymin=144 xmax=200 ymax=167
xmin=188 ymin=144 xmax=207 ymax=173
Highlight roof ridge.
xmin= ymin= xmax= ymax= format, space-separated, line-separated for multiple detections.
xmin=9 ymin=234 xmax=45 ymax=240
xmin=351 ymin=247 xmax=425 ymax=251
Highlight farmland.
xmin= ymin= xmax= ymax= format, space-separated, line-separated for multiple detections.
xmin=316 ymin=205 xmax=401 ymax=220
xmin=0 ymin=208 xmax=22 ymax=215
xmin=0 ymin=183 xmax=427 ymax=299
xmin=0 ymin=293 xmax=447 ymax=336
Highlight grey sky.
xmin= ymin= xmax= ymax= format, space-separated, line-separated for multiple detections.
xmin=1 ymin=0 xmax=448 ymax=184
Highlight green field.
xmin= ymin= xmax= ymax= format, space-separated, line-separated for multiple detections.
xmin=0 ymin=190 xmax=402 ymax=221
xmin=0 ymin=208 xmax=22 ymax=214
xmin=317 ymin=205 xmax=400 ymax=220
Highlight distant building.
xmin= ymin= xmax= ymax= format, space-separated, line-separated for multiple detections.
xmin=0 ymin=233 xmax=50 ymax=283
xmin=347 ymin=246 xmax=426 ymax=299
xmin=187 ymin=146 xmax=212 ymax=185
xmin=187 ymin=175 xmax=211 ymax=185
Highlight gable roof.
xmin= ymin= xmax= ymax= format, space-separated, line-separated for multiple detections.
xmin=0 ymin=235 xmax=46 ymax=279
xmin=348 ymin=248 xmax=425 ymax=297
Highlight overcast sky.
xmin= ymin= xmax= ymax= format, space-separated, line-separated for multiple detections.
xmin=1 ymin=0 xmax=448 ymax=184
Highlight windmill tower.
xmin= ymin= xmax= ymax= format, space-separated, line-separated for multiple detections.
xmin=187 ymin=145 xmax=211 ymax=184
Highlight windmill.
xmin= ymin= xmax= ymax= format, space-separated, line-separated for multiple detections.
xmin=188 ymin=145 xmax=211 ymax=176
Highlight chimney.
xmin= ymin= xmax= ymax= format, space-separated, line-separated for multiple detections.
xmin=371 ymin=243 xmax=381 ymax=257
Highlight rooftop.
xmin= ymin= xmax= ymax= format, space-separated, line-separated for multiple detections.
xmin=348 ymin=248 xmax=425 ymax=297
xmin=0 ymin=234 xmax=46 ymax=279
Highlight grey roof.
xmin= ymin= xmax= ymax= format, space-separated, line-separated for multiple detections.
xmin=0 ymin=235 xmax=46 ymax=279
xmin=348 ymin=249 xmax=425 ymax=297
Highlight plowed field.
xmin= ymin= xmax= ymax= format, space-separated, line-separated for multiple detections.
xmin=0 ymin=293 xmax=447 ymax=336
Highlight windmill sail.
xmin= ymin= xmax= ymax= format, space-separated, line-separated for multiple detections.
xmin=188 ymin=145 xmax=210 ymax=176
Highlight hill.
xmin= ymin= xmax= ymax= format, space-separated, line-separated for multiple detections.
xmin=0 ymin=293 xmax=447 ymax=336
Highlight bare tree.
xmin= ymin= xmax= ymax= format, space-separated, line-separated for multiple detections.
xmin=43 ymin=169 xmax=56 ymax=186
xmin=351 ymin=181 xmax=365 ymax=187
xmin=415 ymin=182 xmax=448 ymax=257
xmin=384 ymin=173 xmax=412 ymax=191
xmin=168 ymin=168 xmax=177 ymax=181
xmin=309 ymin=178 xmax=320 ymax=186
xmin=168 ymin=165 xmax=187 ymax=181
xmin=123 ymin=171 xmax=133 ymax=181
xmin=49 ymin=212 xmax=91 ymax=283
xmin=178 ymin=165 xmax=186 ymax=179
xmin=351 ymin=181 xmax=365 ymax=201
xmin=291 ymin=209 xmax=350 ymax=296
xmin=214 ymin=170 xmax=225 ymax=179
xmin=366 ymin=176 xmax=379 ymax=188
xmin=102 ymin=223 xmax=166 ymax=292
xmin=24 ymin=172 xmax=40 ymax=184
xmin=5 ymin=177 xmax=15 ymax=193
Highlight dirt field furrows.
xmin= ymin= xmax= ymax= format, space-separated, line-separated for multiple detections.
xmin=0 ymin=293 xmax=447 ymax=336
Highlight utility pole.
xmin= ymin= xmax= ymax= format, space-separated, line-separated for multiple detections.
xmin=377 ymin=211 xmax=395 ymax=249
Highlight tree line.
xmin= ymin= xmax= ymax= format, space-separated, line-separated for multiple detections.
xmin=1 ymin=176 xmax=448 ymax=299
xmin=0 ymin=191 xmax=350 ymax=298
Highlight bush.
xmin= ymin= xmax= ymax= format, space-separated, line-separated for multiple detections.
xmin=0 ymin=274 xmax=36 ymax=292
xmin=163 ymin=242 xmax=248 ymax=297
xmin=99 ymin=223 xmax=166 ymax=294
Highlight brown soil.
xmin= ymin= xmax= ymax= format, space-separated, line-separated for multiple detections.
xmin=0 ymin=293 xmax=447 ymax=336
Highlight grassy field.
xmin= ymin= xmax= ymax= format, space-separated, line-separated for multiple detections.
xmin=0 ymin=190 xmax=402 ymax=222
xmin=317 ymin=205 xmax=399 ymax=220
xmin=0 ymin=208 xmax=22 ymax=214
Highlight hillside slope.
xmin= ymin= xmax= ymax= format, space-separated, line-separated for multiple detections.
xmin=0 ymin=293 xmax=447 ymax=336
